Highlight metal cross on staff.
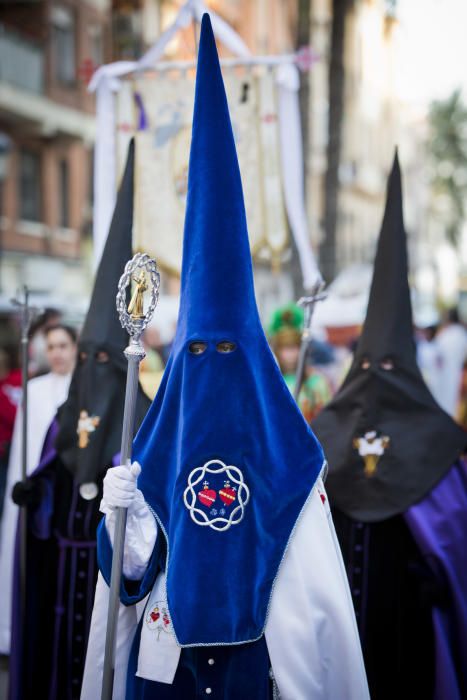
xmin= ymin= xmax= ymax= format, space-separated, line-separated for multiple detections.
xmin=101 ymin=252 xmax=160 ymax=700
xmin=293 ymin=281 xmax=327 ymax=401
xmin=10 ymin=287 xmax=39 ymax=637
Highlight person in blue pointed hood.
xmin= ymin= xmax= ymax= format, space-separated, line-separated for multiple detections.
xmin=81 ymin=15 xmax=369 ymax=700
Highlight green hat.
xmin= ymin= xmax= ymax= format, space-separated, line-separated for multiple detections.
xmin=268 ymin=303 xmax=304 ymax=347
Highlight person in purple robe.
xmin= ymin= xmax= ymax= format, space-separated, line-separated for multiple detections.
xmin=8 ymin=140 xmax=150 ymax=700
xmin=313 ymin=152 xmax=467 ymax=700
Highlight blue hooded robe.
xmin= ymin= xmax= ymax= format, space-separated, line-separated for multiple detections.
xmin=98 ymin=14 xmax=325 ymax=697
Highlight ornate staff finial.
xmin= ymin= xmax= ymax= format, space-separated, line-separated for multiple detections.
xmin=128 ymin=269 xmax=148 ymax=319
xmin=116 ymin=252 xmax=160 ymax=344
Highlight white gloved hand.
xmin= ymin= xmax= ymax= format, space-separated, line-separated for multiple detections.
xmin=100 ymin=461 xmax=158 ymax=579
xmin=100 ymin=461 xmax=141 ymax=512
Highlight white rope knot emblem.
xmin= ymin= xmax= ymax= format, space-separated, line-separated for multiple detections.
xmin=183 ymin=459 xmax=250 ymax=532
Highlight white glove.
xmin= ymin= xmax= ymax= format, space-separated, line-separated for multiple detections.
xmin=100 ymin=462 xmax=158 ymax=580
xmin=100 ymin=461 xmax=141 ymax=512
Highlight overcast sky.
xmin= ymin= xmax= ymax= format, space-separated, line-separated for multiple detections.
xmin=396 ymin=0 xmax=467 ymax=106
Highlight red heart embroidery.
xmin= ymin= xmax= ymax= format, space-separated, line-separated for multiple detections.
xmin=150 ymin=609 xmax=160 ymax=622
xmin=198 ymin=489 xmax=216 ymax=507
xmin=219 ymin=486 xmax=236 ymax=507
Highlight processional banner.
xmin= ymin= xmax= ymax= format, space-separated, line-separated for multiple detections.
xmin=115 ymin=68 xmax=288 ymax=275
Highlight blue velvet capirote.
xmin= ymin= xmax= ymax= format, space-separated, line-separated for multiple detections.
xmin=97 ymin=523 xmax=273 ymax=699
xmin=133 ymin=15 xmax=324 ymax=647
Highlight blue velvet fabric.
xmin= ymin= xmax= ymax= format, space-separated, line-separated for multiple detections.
xmin=133 ymin=15 xmax=324 ymax=647
xmin=125 ymin=627 xmax=273 ymax=700
xmin=98 ymin=522 xmax=273 ymax=699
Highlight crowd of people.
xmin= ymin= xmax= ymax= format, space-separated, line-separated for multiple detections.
xmin=1 ymin=296 xmax=464 ymax=532
xmin=0 ymin=15 xmax=465 ymax=700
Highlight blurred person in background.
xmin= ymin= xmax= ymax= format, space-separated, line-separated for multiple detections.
xmin=142 ymin=326 xmax=165 ymax=369
xmin=139 ymin=326 xmax=165 ymax=399
xmin=0 ymin=324 xmax=76 ymax=656
xmin=435 ymin=307 xmax=467 ymax=417
xmin=456 ymin=359 xmax=467 ymax=429
xmin=144 ymin=325 xmax=167 ymax=367
xmin=414 ymin=309 xmax=443 ymax=403
xmin=269 ymin=303 xmax=332 ymax=423
xmin=28 ymin=308 xmax=63 ymax=378
xmin=146 ymin=315 xmax=177 ymax=366
xmin=0 ymin=346 xmax=21 ymax=520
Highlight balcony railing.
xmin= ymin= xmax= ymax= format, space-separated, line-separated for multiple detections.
xmin=0 ymin=24 xmax=44 ymax=94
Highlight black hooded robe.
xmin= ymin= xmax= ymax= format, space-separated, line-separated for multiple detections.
xmin=8 ymin=141 xmax=150 ymax=700
xmin=313 ymin=154 xmax=467 ymax=700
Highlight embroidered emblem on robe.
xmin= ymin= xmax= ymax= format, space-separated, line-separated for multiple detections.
xmin=183 ymin=459 xmax=250 ymax=531
xmin=76 ymin=410 xmax=100 ymax=449
xmin=353 ymin=430 xmax=390 ymax=477
xmin=146 ymin=603 xmax=173 ymax=639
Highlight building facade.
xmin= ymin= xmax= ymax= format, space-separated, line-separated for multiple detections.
xmin=0 ymin=0 xmax=407 ymax=329
xmin=0 ymin=0 xmax=110 ymax=319
xmin=336 ymin=0 xmax=398 ymax=271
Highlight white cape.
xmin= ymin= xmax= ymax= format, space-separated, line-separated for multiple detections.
xmin=0 ymin=371 xmax=71 ymax=654
xmin=81 ymin=480 xmax=369 ymax=699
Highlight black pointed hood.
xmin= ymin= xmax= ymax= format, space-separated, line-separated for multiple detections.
xmin=356 ymin=152 xmax=414 ymax=366
xmin=55 ymin=140 xmax=150 ymax=484
xmin=313 ymin=152 xmax=466 ymax=522
xmin=80 ymin=141 xmax=135 ymax=366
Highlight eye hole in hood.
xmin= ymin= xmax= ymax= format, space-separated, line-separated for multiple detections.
xmin=361 ymin=357 xmax=371 ymax=370
xmin=189 ymin=341 xmax=208 ymax=355
xmin=380 ymin=357 xmax=394 ymax=371
xmin=216 ymin=341 xmax=236 ymax=354
xmin=96 ymin=350 xmax=110 ymax=364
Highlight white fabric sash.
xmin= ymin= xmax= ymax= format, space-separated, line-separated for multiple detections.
xmin=136 ymin=571 xmax=181 ymax=684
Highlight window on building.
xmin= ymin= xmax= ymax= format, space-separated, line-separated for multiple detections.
xmin=19 ymin=149 xmax=42 ymax=222
xmin=88 ymin=24 xmax=103 ymax=68
xmin=112 ymin=8 xmax=142 ymax=60
xmin=81 ymin=147 xmax=94 ymax=239
xmin=51 ymin=5 xmax=76 ymax=85
xmin=58 ymin=158 xmax=69 ymax=228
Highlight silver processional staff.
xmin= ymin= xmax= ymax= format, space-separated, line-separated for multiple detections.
xmin=293 ymin=282 xmax=327 ymax=402
xmin=101 ymin=252 xmax=160 ymax=700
